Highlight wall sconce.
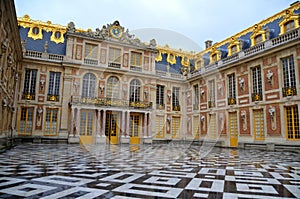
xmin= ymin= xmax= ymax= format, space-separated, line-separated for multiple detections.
xmin=266 ymin=70 xmax=273 ymax=85
xmin=40 ymin=76 xmax=45 ymax=90
xmin=0 ymin=38 xmax=9 ymax=58
xmin=167 ymin=116 xmax=171 ymax=123
xmin=200 ymin=115 xmax=205 ymax=122
xmin=200 ymin=88 xmax=205 ymax=97
xmin=269 ymin=106 xmax=275 ymax=119
xmin=239 ymin=77 xmax=245 ymax=90
xmin=99 ymin=84 xmax=105 ymax=94
xmin=144 ymin=90 xmax=149 ymax=99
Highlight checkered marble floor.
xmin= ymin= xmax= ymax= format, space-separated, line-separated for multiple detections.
xmin=0 ymin=143 xmax=300 ymax=198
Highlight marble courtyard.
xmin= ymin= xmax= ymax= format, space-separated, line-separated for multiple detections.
xmin=0 ymin=143 xmax=300 ymax=198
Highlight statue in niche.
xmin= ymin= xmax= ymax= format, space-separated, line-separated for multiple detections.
xmin=67 ymin=22 xmax=76 ymax=33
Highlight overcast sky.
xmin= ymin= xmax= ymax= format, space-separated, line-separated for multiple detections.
xmin=15 ymin=0 xmax=296 ymax=51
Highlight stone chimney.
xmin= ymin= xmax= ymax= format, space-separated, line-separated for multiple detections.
xmin=205 ymin=40 xmax=213 ymax=49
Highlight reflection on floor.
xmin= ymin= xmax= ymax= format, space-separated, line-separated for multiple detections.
xmin=0 ymin=143 xmax=299 ymax=198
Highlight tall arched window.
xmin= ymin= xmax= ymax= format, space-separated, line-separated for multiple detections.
xmin=82 ymin=73 xmax=96 ymax=98
xmin=107 ymin=76 xmax=120 ymax=99
xmin=129 ymin=79 xmax=141 ymax=102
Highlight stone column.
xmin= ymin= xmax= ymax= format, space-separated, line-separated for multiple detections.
xmin=102 ymin=110 xmax=106 ymax=137
xmin=122 ymin=111 xmax=125 ymax=136
xmin=70 ymin=107 xmax=75 ymax=136
xmin=143 ymin=113 xmax=147 ymax=138
xmin=96 ymin=109 xmax=101 ymax=137
xmin=126 ymin=111 xmax=130 ymax=137
xmin=76 ymin=108 xmax=80 ymax=137
xmin=60 ymin=75 xmax=72 ymax=138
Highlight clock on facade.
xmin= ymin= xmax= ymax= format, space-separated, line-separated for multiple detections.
xmin=110 ymin=26 xmax=123 ymax=38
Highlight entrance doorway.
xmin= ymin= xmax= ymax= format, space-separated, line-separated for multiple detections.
xmin=130 ymin=114 xmax=141 ymax=144
xmin=105 ymin=111 xmax=119 ymax=144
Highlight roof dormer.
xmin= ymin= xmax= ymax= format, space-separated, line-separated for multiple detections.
xmin=227 ymin=37 xmax=242 ymax=56
xmin=279 ymin=9 xmax=299 ymax=35
xmin=250 ymin=24 xmax=268 ymax=47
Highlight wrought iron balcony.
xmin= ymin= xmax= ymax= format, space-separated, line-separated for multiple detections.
xmin=208 ymin=101 xmax=215 ymax=108
xmin=71 ymin=96 xmax=152 ymax=110
xmin=173 ymin=105 xmax=181 ymax=111
xmin=108 ymin=62 xmax=121 ymax=68
xmin=47 ymin=94 xmax=60 ymax=102
xmin=252 ymin=93 xmax=263 ymax=102
xmin=22 ymin=93 xmax=35 ymax=100
xmin=282 ymin=87 xmax=297 ymax=97
xmin=228 ymin=97 xmax=236 ymax=105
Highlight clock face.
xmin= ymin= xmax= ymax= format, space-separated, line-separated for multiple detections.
xmin=110 ymin=26 xmax=123 ymax=38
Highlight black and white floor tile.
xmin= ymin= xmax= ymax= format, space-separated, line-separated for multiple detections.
xmin=0 ymin=143 xmax=299 ymax=198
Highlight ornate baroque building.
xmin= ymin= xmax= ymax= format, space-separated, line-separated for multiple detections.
xmin=0 ymin=0 xmax=22 ymax=150
xmin=2 ymin=1 xmax=300 ymax=149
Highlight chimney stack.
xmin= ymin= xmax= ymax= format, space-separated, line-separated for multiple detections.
xmin=205 ymin=40 xmax=213 ymax=49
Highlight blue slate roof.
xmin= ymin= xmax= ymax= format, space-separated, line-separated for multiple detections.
xmin=19 ymin=27 xmax=66 ymax=55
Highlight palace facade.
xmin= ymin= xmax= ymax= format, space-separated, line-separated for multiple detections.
xmin=1 ymin=1 xmax=300 ymax=149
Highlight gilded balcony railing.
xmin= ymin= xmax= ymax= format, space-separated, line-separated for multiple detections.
xmin=156 ymin=104 xmax=165 ymax=110
xmin=22 ymin=93 xmax=35 ymax=100
xmin=47 ymin=94 xmax=60 ymax=102
xmin=228 ymin=97 xmax=236 ymax=105
xmin=208 ymin=101 xmax=215 ymax=108
xmin=252 ymin=93 xmax=263 ymax=102
xmin=71 ymin=96 xmax=152 ymax=109
xmin=282 ymin=87 xmax=297 ymax=97
xmin=173 ymin=105 xmax=181 ymax=111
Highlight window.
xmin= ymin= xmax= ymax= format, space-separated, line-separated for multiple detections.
xmin=172 ymin=87 xmax=180 ymax=111
xmin=229 ymin=112 xmax=238 ymax=147
xmin=231 ymin=45 xmax=237 ymax=54
xmin=84 ymin=43 xmax=98 ymax=59
xmin=48 ymin=72 xmax=61 ymax=101
xmin=212 ymin=54 xmax=217 ymax=62
xmin=193 ymin=85 xmax=199 ymax=109
xmin=228 ymin=74 xmax=236 ymax=105
xmin=54 ymin=31 xmax=61 ymax=39
xmin=156 ymin=116 xmax=165 ymax=138
xmin=109 ymin=47 xmax=121 ymax=64
xmin=82 ymin=73 xmax=96 ymax=98
xmin=45 ymin=108 xmax=58 ymax=135
xmin=282 ymin=56 xmax=297 ymax=97
xmin=22 ymin=69 xmax=37 ymax=100
xmin=130 ymin=52 xmax=142 ymax=67
xmin=208 ymin=80 xmax=215 ymax=108
xmin=80 ymin=110 xmax=93 ymax=136
xmin=156 ymin=85 xmax=164 ymax=107
xmin=193 ymin=116 xmax=200 ymax=139
xmin=19 ymin=107 xmax=33 ymax=135
xmin=253 ymin=109 xmax=264 ymax=140
xmin=284 ymin=20 xmax=295 ymax=32
xmin=209 ymin=114 xmax=216 ymax=139
xmin=172 ymin=117 xmax=180 ymax=138
xmin=129 ymin=79 xmax=141 ymax=103
xmin=32 ymin=27 xmax=39 ymax=35
xmin=285 ymin=106 xmax=299 ymax=140
xmin=107 ymin=76 xmax=120 ymax=99
xmin=252 ymin=66 xmax=262 ymax=101
xmin=254 ymin=34 xmax=262 ymax=45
